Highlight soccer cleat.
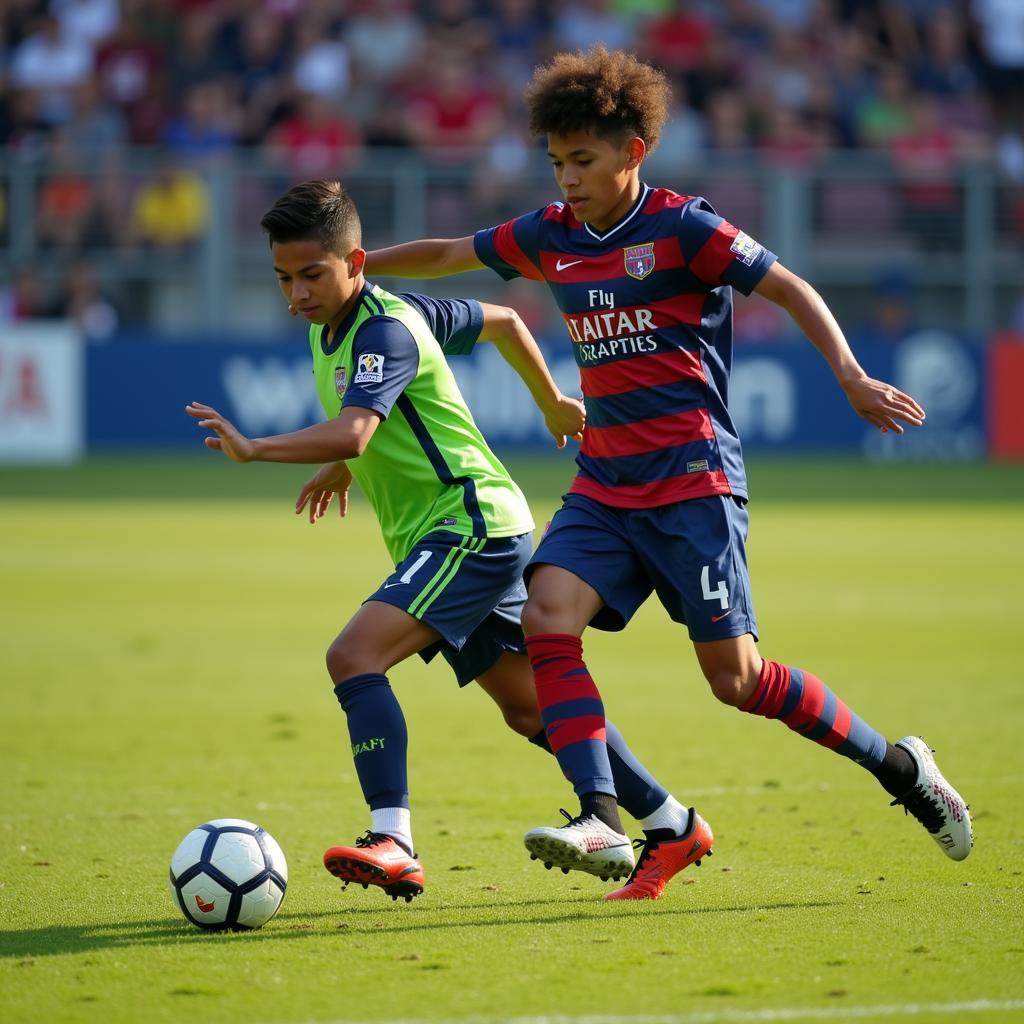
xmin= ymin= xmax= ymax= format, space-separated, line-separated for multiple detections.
xmin=524 ymin=809 xmax=634 ymax=881
xmin=323 ymin=831 xmax=425 ymax=902
xmin=891 ymin=736 xmax=973 ymax=861
xmin=603 ymin=809 xmax=714 ymax=901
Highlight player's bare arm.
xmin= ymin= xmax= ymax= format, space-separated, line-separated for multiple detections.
xmin=754 ymin=262 xmax=926 ymax=434
xmin=365 ymin=236 xmax=482 ymax=278
xmin=186 ymin=402 xmax=381 ymax=463
xmin=477 ymin=302 xmax=585 ymax=448
xmin=295 ymin=460 xmax=352 ymax=524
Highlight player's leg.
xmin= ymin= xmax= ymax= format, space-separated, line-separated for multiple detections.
xmin=325 ymin=534 xmax=490 ymax=900
xmin=696 ymin=633 xmax=972 ymax=860
xmin=518 ymin=496 xmax=665 ymax=879
xmin=678 ymin=496 xmax=971 ymax=861
xmin=322 ymin=597 xmax=437 ymax=901
xmin=474 ymin=648 xmax=689 ymax=881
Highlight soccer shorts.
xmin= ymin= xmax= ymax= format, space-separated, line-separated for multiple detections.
xmin=526 ymin=493 xmax=758 ymax=643
xmin=366 ymin=530 xmax=530 ymax=686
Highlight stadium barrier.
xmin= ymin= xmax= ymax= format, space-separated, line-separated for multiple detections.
xmin=0 ymin=325 xmax=993 ymax=464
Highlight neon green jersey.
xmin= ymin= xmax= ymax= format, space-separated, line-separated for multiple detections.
xmin=309 ymin=284 xmax=534 ymax=564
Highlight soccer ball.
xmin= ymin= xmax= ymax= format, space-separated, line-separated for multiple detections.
xmin=169 ymin=818 xmax=288 ymax=931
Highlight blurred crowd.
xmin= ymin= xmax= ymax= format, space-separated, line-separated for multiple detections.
xmin=2 ymin=0 xmax=1024 ymax=337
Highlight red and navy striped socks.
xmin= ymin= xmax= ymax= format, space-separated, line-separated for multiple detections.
xmin=741 ymin=659 xmax=887 ymax=768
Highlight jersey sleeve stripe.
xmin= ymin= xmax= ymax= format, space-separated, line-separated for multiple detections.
xmin=582 ymin=409 xmax=715 ymax=458
xmin=688 ymin=221 xmax=741 ymax=286
xmin=568 ymin=469 xmax=732 ymax=508
xmin=494 ymin=220 xmax=544 ymax=281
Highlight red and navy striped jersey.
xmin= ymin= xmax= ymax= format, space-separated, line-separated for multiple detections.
xmin=474 ymin=184 xmax=777 ymax=508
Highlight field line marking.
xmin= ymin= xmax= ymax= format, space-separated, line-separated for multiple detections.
xmin=295 ymin=1000 xmax=1024 ymax=1024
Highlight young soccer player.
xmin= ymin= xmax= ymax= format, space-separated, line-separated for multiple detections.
xmin=364 ymin=47 xmax=973 ymax=900
xmin=187 ymin=178 xmax=691 ymax=902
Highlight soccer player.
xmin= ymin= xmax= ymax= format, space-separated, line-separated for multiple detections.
xmin=364 ymin=47 xmax=974 ymax=900
xmin=187 ymin=178 xmax=690 ymax=902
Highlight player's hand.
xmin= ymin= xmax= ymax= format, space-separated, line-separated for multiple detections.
xmin=186 ymin=402 xmax=256 ymax=462
xmin=841 ymin=375 xmax=925 ymax=434
xmin=543 ymin=394 xmax=586 ymax=448
xmin=296 ymin=461 xmax=352 ymax=524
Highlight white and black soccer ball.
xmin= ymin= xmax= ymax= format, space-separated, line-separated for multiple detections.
xmin=169 ymin=818 xmax=288 ymax=931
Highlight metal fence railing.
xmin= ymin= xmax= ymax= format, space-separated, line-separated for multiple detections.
xmin=2 ymin=147 xmax=1021 ymax=337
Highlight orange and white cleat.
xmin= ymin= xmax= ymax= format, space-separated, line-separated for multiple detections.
xmin=323 ymin=831 xmax=425 ymax=902
xmin=603 ymin=809 xmax=714 ymax=901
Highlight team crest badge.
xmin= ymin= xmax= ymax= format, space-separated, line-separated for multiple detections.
xmin=353 ymin=353 xmax=385 ymax=384
xmin=335 ymin=366 xmax=347 ymax=397
xmin=623 ymin=242 xmax=656 ymax=280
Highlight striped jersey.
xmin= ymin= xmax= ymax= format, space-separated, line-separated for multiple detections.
xmin=309 ymin=284 xmax=533 ymax=564
xmin=474 ymin=184 xmax=777 ymax=508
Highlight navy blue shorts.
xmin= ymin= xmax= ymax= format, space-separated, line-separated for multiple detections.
xmin=367 ymin=531 xmax=529 ymax=686
xmin=526 ymin=494 xmax=757 ymax=642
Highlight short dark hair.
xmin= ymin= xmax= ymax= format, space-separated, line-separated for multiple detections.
xmin=526 ymin=46 xmax=671 ymax=153
xmin=260 ymin=179 xmax=361 ymax=255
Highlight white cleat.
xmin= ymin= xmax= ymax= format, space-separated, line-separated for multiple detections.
xmin=892 ymin=736 xmax=973 ymax=861
xmin=524 ymin=809 xmax=635 ymax=881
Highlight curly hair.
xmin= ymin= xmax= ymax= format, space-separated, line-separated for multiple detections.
xmin=526 ymin=46 xmax=671 ymax=153
xmin=260 ymin=179 xmax=361 ymax=256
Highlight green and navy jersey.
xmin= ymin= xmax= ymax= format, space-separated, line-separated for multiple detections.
xmin=309 ymin=283 xmax=534 ymax=564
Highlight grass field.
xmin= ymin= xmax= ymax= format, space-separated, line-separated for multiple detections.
xmin=2 ymin=456 xmax=1023 ymax=1024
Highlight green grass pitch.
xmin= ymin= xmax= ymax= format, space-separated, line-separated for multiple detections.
xmin=2 ymin=456 xmax=1023 ymax=1024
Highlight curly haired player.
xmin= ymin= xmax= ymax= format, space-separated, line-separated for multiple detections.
xmin=365 ymin=46 xmax=973 ymax=900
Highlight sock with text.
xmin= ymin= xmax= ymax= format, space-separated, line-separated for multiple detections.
xmin=334 ymin=673 xmax=409 ymax=810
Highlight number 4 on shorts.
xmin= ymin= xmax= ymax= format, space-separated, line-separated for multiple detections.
xmin=701 ymin=564 xmax=729 ymax=610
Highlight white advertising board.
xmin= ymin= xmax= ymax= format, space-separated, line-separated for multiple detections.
xmin=0 ymin=322 xmax=84 ymax=463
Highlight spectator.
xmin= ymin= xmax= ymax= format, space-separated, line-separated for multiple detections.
xmin=553 ymin=0 xmax=634 ymax=53
xmin=487 ymin=0 xmax=551 ymax=91
xmin=10 ymin=12 xmax=94 ymax=125
xmin=972 ymin=0 xmax=1024 ymax=114
xmin=856 ymin=61 xmax=915 ymax=148
xmin=131 ymin=163 xmax=209 ymax=249
xmin=867 ymin=268 xmax=918 ymax=343
xmin=345 ymin=0 xmax=424 ymax=87
xmin=889 ymin=93 xmax=961 ymax=248
xmin=163 ymin=79 xmax=240 ymax=162
xmin=403 ymin=52 xmax=500 ymax=161
xmin=51 ymin=0 xmax=120 ymax=49
xmin=35 ymin=130 xmax=96 ymax=251
xmin=265 ymin=91 xmax=363 ymax=179
xmin=48 ymin=260 xmax=120 ymax=340
xmin=64 ymin=73 xmax=127 ymax=157
xmin=94 ymin=9 xmax=165 ymax=141
xmin=640 ymin=0 xmax=713 ymax=75
xmin=0 ymin=265 xmax=49 ymax=322
xmin=167 ymin=5 xmax=233 ymax=96
xmin=290 ymin=15 xmax=350 ymax=103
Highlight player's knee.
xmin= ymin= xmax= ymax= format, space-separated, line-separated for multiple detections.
xmin=705 ymin=668 xmax=748 ymax=707
xmin=522 ymin=592 xmax=564 ymax=636
xmin=325 ymin=638 xmax=367 ymax=685
xmin=501 ymin=703 xmax=542 ymax=737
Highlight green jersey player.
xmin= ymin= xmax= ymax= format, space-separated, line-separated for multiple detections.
xmin=186 ymin=179 xmax=690 ymax=902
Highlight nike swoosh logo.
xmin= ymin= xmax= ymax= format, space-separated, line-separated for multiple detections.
xmin=710 ymin=609 xmax=733 ymax=622
xmin=555 ymin=258 xmax=583 ymax=271
xmin=383 ymin=582 xmax=403 ymax=589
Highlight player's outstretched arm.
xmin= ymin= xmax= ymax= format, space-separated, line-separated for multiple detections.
xmin=477 ymin=302 xmax=585 ymax=448
xmin=365 ymin=236 xmax=483 ymax=278
xmin=295 ymin=461 xmax=352 ymax=524
xmin=185 ymin=402 xmax=381 ymax=462
xmin=755 ymin=262 xmax=926 ymax=434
